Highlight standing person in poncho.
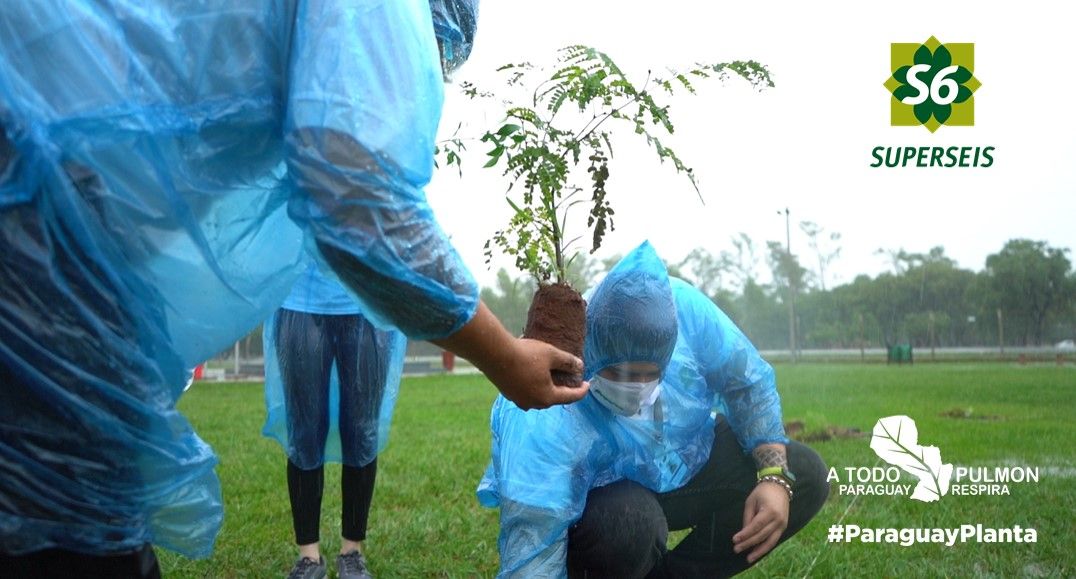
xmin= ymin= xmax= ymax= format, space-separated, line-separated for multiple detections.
xmin=263 ymin=261 xmax=406 ymax=579
xmin=0 ymin=0 xmax=587 ymax=576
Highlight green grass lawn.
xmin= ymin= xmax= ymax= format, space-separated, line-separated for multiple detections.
xmin=160 ymin=363 xmax=1076 ymax=577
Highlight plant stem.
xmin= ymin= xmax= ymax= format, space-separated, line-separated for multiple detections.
xmin=571 ymin=72 xmax=652 ymax=145
xmin=549 ymin=191 xmax=565 ymax=284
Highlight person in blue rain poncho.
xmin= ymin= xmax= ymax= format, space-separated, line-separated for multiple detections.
xmin=262 ymin=262 xmax=407 ymax=579
xmin=478 ymin=242 xmax=829 ymax=578
xmin=0 ymin=1 xmax=586 ymax=576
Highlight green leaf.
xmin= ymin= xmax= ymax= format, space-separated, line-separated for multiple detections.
xmin=893 ymin=84 xmax=918 ymax=101
xmin=933 ymin=103 xmax=952 ymax=124
xmin=601 ymin=133 xmax=614 ymax=158
xmin=675 ymin=73 xmax=695 ymax=93
xmin=952 ymin=65 xmax=972 ymax=84
xmin=496 ymin=123 xmax=521 ymax=137
xmin=506 ymin=197 xmax=524 ymax=215
xmin=932 ymin=45 xmax=952 ymax=70
xmin=914 ymin=44 xmax=933 ymax=66
xmin=892 ymin=65 xmax=911 ymax=85
xmin=954 ymin=85 xmax=973 ymax=104
xmin=914 ymin=102 xmax=933 ymax=124
xmin=483 ymin=144 xmax=504 ymax=168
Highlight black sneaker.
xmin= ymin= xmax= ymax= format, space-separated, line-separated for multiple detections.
xmin=287 ymin=556 xmax=326 ymax=579
xmin=336 ymin=550 xmax=373 ymax=579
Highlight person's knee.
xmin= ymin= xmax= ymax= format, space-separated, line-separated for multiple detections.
xmin=568 ymin=480 xmax=667 ymax=579
xmin=286 ymin=422 xmax=330 ymax=470
xmin=788 ymin=442 xmax=830 ymax=517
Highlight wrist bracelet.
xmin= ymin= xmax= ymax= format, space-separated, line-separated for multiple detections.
xmin=758 ymin=474 xmax=794 ymax=501
xmin=757 ymin=466 xmax=785 ymax=479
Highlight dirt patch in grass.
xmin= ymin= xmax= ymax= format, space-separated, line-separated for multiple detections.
xmin=785 ymin=420 xmax=866 ymax=443
xmin=939 ymin=407 xmax=1002 ymax=420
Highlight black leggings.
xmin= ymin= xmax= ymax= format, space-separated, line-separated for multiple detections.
xmin=567 ymin=417 xmax=830 ymax=578
xmin=288 ymin=459 xmax=378 ymax=545
xmin=275 ymin=310 xmax=387 ymax=545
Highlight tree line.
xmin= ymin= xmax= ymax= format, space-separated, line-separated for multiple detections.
xmin=482 ymin=233 xmax=1076 ymax=351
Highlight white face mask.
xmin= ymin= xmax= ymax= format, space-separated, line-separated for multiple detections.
xmin=590 ymin=375 xmax=661 ymax=416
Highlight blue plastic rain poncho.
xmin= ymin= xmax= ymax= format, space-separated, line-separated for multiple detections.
xmin=477 ymin=242 xmax=787 ymax=577
xmin=262 ymin=263 xmax=407 ymax=469
xmin=1 ymin=0 xmax=477 ymax=558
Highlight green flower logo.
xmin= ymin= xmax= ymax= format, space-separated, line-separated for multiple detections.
xmin=883 ymin=36 xmax=981 ymax=132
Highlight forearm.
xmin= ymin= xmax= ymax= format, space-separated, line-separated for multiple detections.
xmin=431 ymin=301 xmax=517 ymax=376
xmin=433 ymin=298 xmax=586 ymax=410
xmin=753 ymin=442 xmax=793 ymax=500
xmin=285 ymin=0 xmax=467 ymax=338
xmin=287 ymin=127 xmax=479 ymax=339
xmin=752 ymin=443 xmax=788 ymax=470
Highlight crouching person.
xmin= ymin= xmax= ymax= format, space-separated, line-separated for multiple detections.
xmin=477 ymin=241 xmax=829 ymax=578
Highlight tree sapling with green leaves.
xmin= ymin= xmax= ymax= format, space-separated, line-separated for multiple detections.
xmin=460 ymin=45 xmax=773 ymax=385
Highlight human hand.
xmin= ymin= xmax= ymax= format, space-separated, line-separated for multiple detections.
xmin=432 ymin=302 xmax=588 ymax=410
xmin=487 ymin=337 xmax=589 ymax=410
xmin=732 ymin=481 xmax=790 ymax=564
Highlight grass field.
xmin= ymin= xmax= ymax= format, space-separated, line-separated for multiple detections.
xmin=159 ymin=363 xmax=1076 ymax=578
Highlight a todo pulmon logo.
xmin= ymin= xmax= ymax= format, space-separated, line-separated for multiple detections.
xmin=883 ymin=36 xmax=981 ymax=133
xmin=869 ymin=415 xmax=954 ymax=502
xmin=828 ymin=415 xmax=1041 ymax=503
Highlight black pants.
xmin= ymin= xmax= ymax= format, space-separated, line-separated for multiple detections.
xmin=287 ymin=459 xmax=378 ymax=545
xmin=0 ymin=544 xmax=161 ymax=579
xmin=567 ymin=417 xmax=829 ymax=578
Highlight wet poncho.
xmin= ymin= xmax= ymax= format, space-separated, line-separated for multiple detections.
xmin=1 ymin=0 xmax=477 ymax=558
xmin=262 ymin=264 xmax=406 ymax=469
xmin=476 ymin=242 xmax=787 ymax=577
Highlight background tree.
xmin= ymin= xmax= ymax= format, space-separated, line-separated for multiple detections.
xmin=984 ymin=239 xmax=1072 ymax=345
xmin=473 ymin=238 xmax=1076 ymax=352
xmin=766 ymin=240 xmax=809 ymax=352
xmin=676 ymin=247 xmax=739 ymax=322
xmin=677 ymin=247 xmax=729 ymax=299
xmin=799 ymin=221 xmax=842 ymax=291
xmin=874 ymin=247 xmax=914 ymax=275
xmin=480 ymin=268 xmax=537 ymax=337
xmin=1062 ymin=273 xmax=1076 ymax=340
xmin=766 ymin=241 xmax=809 ymax=298
xmin=725 ymin=233 xmax=761 ymax=292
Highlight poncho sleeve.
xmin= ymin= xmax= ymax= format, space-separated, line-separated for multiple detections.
xmin=478 ymin=397 xmax=604 ymax=578
xmin=673 ymin=278 xmax=788 ymax=451
xmin=284 ymin=0 xmax=479 ymax=341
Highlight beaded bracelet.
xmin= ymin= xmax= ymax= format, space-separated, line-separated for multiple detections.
xmin=758 ymin=474 xmax=794 ymax=501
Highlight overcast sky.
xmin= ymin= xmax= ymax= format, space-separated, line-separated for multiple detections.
xmin=425 ymin=0 xmax=1076 ymax=289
